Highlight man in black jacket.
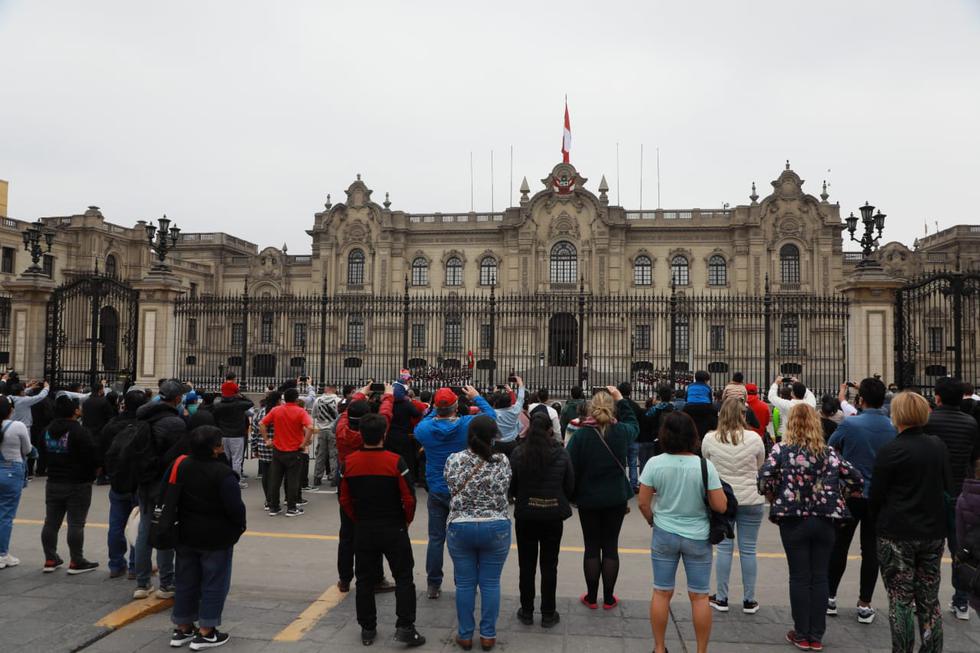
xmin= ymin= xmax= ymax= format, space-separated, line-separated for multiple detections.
xmin=926 ymin=376 xmax=980 ymax=619
xmin=212 ymin=379 xmax=254 ymax=487
xmin=132 ymin=380 xmax=188 ymax=600
xmin=82 ymin=383 xmax=117 ymax=485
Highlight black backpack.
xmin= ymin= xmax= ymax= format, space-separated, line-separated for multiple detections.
xmin=954 ymin=522 xmax=980 ymax=596
xmin=530 ymin=404 xmax=551 ymax=421
xmin=104 ymin=420 xmax=157 ymax=493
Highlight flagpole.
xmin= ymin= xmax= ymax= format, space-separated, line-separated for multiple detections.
xmin=509 ymin=145 xmax=513 ymax=207
xmin=639 ymin=144 xmax=644 ymax=210
xmin=616 ymin=142 xmax=620 ymax=205
xmin=490 ymin=150 xmax=494 ymax=213
xmin=657 ymin=146 xmax=661 ymax=209
xmin=470 ymin=151 xmax=474 ymax=212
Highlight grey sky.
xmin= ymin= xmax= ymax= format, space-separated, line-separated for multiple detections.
xmin=1 ymin=1 xmax=978 ymax=254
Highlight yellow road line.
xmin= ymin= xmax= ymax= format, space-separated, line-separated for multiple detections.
xmin=95 ymin=596 xmax=174 ymax=629
xmin=11 ymin=518 xmax=951 ymax=562
xmin=273 ymin=585 xmax=347 ymax=642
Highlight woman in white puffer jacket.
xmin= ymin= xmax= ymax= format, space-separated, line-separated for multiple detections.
xmin=701 ymin=397 xmax=766 ymax=615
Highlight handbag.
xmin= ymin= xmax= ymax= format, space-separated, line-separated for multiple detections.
xmin=125 ymin=506 xmax=140 ymax=548
xmin=700 ymin=457 xmax=738 ymax=545
xmin=149 ymin=455 xmax=188 ymax=550
xmin=591 ymin=427 xmax=634 ymax=506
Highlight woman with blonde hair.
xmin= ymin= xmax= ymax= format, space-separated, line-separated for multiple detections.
xmin=701 ymin=398 xmax=766 ymax=614
xmin=759 ymin=403 xmax=863 ymax=652
xmin=870 ymin=392 xmax=949 ymax=652
xmin=565 ymin=387 xmax=639 ymax=610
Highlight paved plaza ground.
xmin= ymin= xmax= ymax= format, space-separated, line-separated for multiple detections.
xmin=3 ymin=459 xmax=979 ymax=652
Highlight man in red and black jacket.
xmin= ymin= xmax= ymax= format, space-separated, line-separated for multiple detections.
xmin=339 ymin=412 xmax=424 ymax=647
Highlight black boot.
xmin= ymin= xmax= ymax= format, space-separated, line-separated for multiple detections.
xmin=394 ymin=627 xmax=425 ymax=647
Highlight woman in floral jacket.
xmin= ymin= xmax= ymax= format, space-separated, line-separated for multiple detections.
xmin=759 ymin=403 xmax=863 ymax=652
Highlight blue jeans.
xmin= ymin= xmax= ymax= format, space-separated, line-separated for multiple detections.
xmin=714 ymin=503 xmax=765 ymax=602
xmin=0 ymin=461 xmax=25 ymax=555
xmin=426 ymin=492 xmax=451 ymax=588
xmin=651 ymin=527 xmax=713 ymax=594
xmin=172 ymin=545 xmax=234 ymax=628
xmin=447 ymin=520 xmax=511 ymax=639
xmin=627 ymin=443 xmax=640 ymax=490
xmin=136 ymin=490 xmax=175 ymax=589
xmin=107 ymin=489 xmax=137 ymax=574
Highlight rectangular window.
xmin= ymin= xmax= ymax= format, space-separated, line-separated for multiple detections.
xmin=674 ymin=318 xmax=690 ymax=353
xmin=634 ymin=325 xmax=650 ymax=350
xmin=709 ymin=325 xmax=725 ymax=351
xmin=411 ymin=323 xmax=426 ymax=349
xmin=260 ymin=312 xmax=274 ymax=344
xmin=189 ymin=282 xmax=198 ymax=298
xmin=0 ymin=302 xmax=10 ymax=332
xmin=294 ymin=323 xmax=307 ymax=348
xmin=347 ymin=317 xmax=365 ymax=348
xmin=480 ymin=324 xmax=493 ymax=350
xmin=231 ymin=322 xmax=244 ymax=347
xmin=1 ymin=247 xmax=13 ymax=274
xmin=928 ymin=327 xmax=943 ymax=353
xmin=187 ymin=318 xmax=198 ymax=344
xmin=444 ymin=318 xmax=462 ymax=351
xmin=42 ymin=254 xmax=54 ymax=278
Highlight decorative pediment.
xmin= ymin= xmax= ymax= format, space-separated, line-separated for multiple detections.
xmin=549 ymin=211 xmax=581 ymax=240
xmin=541 ymin=162 xmax=587 ymax=196
xmin=477 ymin=249 xmax=502 ymax=264
xmin=410 ymin=250 xmax=431 ymax=265
xmin=629 ymin=248 xmax=656 ymax=265
xmin=343 ymin=221 xmax=370 ymax=244
xmin=344 ymin=174 xmax=374 ymax=209
xmin=251 ymin=247 xmax=284 ymax=280
xmin=702 ymin=248 xmax=729 ymax=265
xmin=778 ymin=216 xmax=803 ymax=236
xmin=440 ymin=249 xmax=467 ymax=265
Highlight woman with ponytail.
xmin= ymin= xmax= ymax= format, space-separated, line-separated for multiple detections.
xmin=0 ymin=396 xmax=32 ymax=568
xmin=565 ymin=386 xmax=639 ymax=610
xmin=444 ymin=415 xmax=512 ymax=651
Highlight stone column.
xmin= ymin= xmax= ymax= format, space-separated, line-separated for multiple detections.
xmin=839 ymin=263 xmax=904 ymax=383
xmin=2 ymin=271 xmax=56 ymax=379
xmin=132 ymin=270 xmax=184 ymax=388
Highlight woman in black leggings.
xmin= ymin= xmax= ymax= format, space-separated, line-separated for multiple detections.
xmin=565 ymin=387 xmax=639 ymax=608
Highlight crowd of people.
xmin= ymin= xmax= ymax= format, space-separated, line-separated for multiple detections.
xmin=1 ymin=367 xmax=980 ymax=653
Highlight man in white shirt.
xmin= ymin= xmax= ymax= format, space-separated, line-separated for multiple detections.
xmin=528 ymin=387 xmax=562 ymax=440
xmin=767 ymin=376 xmax=816 ymax=439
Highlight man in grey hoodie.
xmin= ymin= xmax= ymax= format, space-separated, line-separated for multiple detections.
xmin=311 ymin=384 xmax=341 ymax=491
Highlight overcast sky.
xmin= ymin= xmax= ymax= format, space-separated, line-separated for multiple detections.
xmin=1 ymin=1 xmax=978 ymax=254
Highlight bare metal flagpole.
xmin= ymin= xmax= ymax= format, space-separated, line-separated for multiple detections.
xmin=657 ymin=146 xmax=662 ymax=209
xmin=639 ymin=144 xmax=644 ymax=210
xmin=509 ymin=146 xmax=513 ymax=207
xmin=490 ymin=150 xmax=494 ymax=213
xmin=470 ymin=151 xmax=474 ymax=212
xmin=616 ymin=142 xmax=620 ymax=205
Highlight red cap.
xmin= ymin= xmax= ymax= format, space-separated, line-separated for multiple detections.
xmin=433 ymin=388 xmax=459 ymax=408
xmin=221 ymin=381 xmax=240 ymax=398
xmin=746 ymin=383 xmax=759 ymax=395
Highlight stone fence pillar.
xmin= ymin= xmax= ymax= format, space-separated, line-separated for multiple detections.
xmin=2 ymin=271 xmax=56 ymax=379
xmin=839 ymin=265 xmax=904 ymax=384
xmin=133 ymin=271 xmax=183 ymax=388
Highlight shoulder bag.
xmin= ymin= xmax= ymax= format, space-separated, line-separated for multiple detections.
xmin=149 ymin=454 xmax=188 ymax=550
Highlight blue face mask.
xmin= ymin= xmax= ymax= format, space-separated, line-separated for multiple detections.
xmin=186 ymin=403 xmax=199 ymax=415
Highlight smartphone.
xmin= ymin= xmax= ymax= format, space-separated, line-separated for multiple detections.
xmin=507 ymin=376 xmax=517 ymax=383
xmin=495 ymin=384 xmax=507 ymax=390
xmin=369 ymin=383 xmax=385 ymax=393
xmin=782 ymin=377 xmax=793 ymax=384
xmin=449 ymin=386 xmax=464 ymax=395
xmin=591 ymin=386 xmax=607 ymax=395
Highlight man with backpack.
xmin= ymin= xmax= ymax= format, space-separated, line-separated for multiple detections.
xmin=311 ymin=384 xmax=341 ymax=492
xmin=131 ymin=379 xmax=188 ymax=600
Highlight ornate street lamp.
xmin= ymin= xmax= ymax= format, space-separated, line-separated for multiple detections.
xmin=22 ymin=219 xmax=55 ymax=273
xmin=145 ymin=214 xmax=181 ymax=271
xmin=846 ymin=201 xmax=886 ymax=265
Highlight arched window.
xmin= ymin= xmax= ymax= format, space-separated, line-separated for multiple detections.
xmin=104 ymin=254 xmax=118 ymax=278
xmin=347 ymin=313 xmax=365 ymax=347
xmin=780 ymin=314 xmax=800 ymax=354
xmin=479 ymin=257 xmax=497 ymax=286
xmin=550 ymin=241 xmax=577 ymax=284
xmin=780 ymin=244 xmax=801 ymax=285
xmin=411 ymin=257 xmax=428 ymax=286
xmin=670 ymin=255 xmax=689 ymax=286
xmin=633 ymin=255 xmax=652 ymax=286
xmin=445 ymin=257 xmax=463 ymax=286
xmin=347 ymin=249 xmax=365 ymax=285
xmin=707 ymin=255 xmax=727 ymax=286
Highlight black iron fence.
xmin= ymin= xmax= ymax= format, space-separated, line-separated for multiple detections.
xmin=174 ymin=283 xmax=849 ymax=399
xmin=0 ymin=295 xmax=10 ymax=368
xmin=896 ymin=272 xmax=980 ymax=397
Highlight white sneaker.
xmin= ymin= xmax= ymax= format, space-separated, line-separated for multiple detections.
xmin=826 ymin=596 xmax=838 ymax=616
xmin=856 ymin=605 xmax=876 ymax=624
xmin=0 ymin=554 xmax=20 ymax=569
xmin=133 ymin=587 xmax=153 ymax=600
xmin=950 ymin=602 xmax=970 ymax=621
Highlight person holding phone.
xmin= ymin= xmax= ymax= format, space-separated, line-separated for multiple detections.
xmin=260 ymin=388 xmax=314 ymax=517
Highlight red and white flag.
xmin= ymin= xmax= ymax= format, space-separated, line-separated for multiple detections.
xmin=561 ymin=99 xmax=571 ymax=163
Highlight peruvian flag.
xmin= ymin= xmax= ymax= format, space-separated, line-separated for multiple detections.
xmin=561 ymin=99 xmax=571 ymax=163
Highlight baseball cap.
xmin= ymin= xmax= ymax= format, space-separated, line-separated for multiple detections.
xmin=221 ymin=381 xmax=240 ymax=398
xmin=433 ymin=388 xmax=459 ymax=408
xmin=159 ymin=379 xmax=188 ymax=402
xmin=746 ymin=383 xmax=759 ymax=395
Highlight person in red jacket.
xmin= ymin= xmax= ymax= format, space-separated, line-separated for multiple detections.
xmin=340 ymin=412 xmax=424 ymax=647
xmin=334 ymin=383 xmax=395 ymax=593
xmin=745 ymin=384 xmax=772 ymax=451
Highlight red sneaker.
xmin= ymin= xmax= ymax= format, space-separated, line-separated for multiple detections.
xmin=809 ymin=641 xmax=823 ymax=652
xmin=785 ymin=630 xmax=810 ymax=650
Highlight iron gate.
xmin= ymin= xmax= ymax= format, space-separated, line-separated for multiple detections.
xmin=44 ymin=275 xmax=140 ymax=388
xmin=896 ymin=271 xmax=980 ymax=396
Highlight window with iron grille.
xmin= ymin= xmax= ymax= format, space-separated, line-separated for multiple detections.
xmin=707 ymin=255 xmax=727 ymax=286
xmin=294 ymin=323 xmax=307 ymax=348
xmin=0 ymin=302 xmax=10 ymax=331
xmin=411 ymin=257 xmax=429 ymax=286
xmin=634 ymin=324 xmax=651 ymax=350
xmin=670 ymin=255 xmax=689 ymax=286
xmin=411 ymin=323 xmax=426 ymax=348
xmin=444 ymin=315 xmax=462 ymax=351
xmin=480 ymin=324 xmax=493 ymax=350
xmin=674 ymin=316 xmax=690 ymax=352
xmin=928 ymin=327 xmax=943 ymax=353
xmin=634 ymin=256 xmax=652 ymax=286
xmin=445 ymin=257 xmax=463 ymax=286
xmin=231 ymin=323 xmax=244 ymax=346
xmin=260 ymin=312 xmax=274 ymax=344
xmin=2 ymin=247 xmax=15 ymax=274
xmin=479 ymin=257 xmax=497 ymax=286
xmin=780 ymin=244 xmax=801 ymax=285
xmin=187 ymin=318 xmax=198 ymax=344
xmin=348 ymin=314 xmax=365 ymax=347
xmin=709 ymin=325 xmax=725 ymax=351
xmin=550 ymin=241 xmax=577 ymax=284
xmin=189 ymin=282 xmax=198 ymax=298
xmin=780 ymin=314 xmax=800 ymax=354
xmin=42 ymin=255 xmax=54 ymax=278
xmin=348 ymin=249 xmax=365 ymax=285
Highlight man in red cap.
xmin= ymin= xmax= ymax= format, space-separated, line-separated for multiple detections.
xmin=745 ymin=383 xmax=771 ymax=449
xmin=212 ymin=374 xmax=254 ymax=487
xmin=413 ymin=385 xmax=495 ymax=599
